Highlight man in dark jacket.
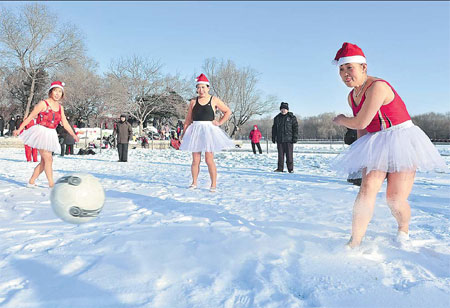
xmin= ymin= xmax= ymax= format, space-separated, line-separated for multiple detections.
xmin=114 ymin=114 xmax=133 ymax=162
xmin=64 ymin=116 xmax=76 ymax=155
xmin=8 ymin=116 xmax=15 ymax=136
xmin=272 ymin=102 xmax=298 ymax=173
xmin=344 ymin=128 xmax=362 ymax=186
xmin=56 ymin=124 xmax=66 ymax=156
xmin=0 ymin=116 xmax=4 ymax=137
xmin=15 ymin=116 xmax=22 ymax=130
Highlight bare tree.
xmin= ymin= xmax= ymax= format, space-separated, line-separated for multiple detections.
xmin=0 ymin=66 xmax=11 ymax=117
xmin=103 ymin=73 xmax=129 ymax=120
xmin=203 ymin=58 xmax=276 ymax=137
xmin=163 ymin=73 xmax=195 ymax=102
xmin=318 ymin=112 xmax=345 ymax=139
xmin=106 ymin=55 xmax=164 ymax=135
xmin=239 ymin=115 xmax=273 ymax=141
xmin=0 ymin=3 xmax=84 ymax=117
xmin=157 ymin=74 xmax=193 ymax=124
xmin=412 ymin=112 xmax=450 ymax=140
xmin=5 ymin=68 xmax=48 ymax=114
xmin=53 ymin=58 xmax=104 ymax=127
xmin=151 ymin=89 xmax=189 ymax=127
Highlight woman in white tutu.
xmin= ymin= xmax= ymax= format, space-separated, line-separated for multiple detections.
xmin=180 ymin=74 xmax=233 ymax=192
xmin=13 ymin=81 xmax=79 ymax=188
xmin=331 ymin=43 xmax=447 ymax=248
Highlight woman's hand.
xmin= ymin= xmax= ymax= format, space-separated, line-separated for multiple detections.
xmin=333 ymin=114 xmax=347 ymax=126
xmin=212 ymin=120 xmax=220 ymax=126
xmin=74 ymin=135 xmax=80 ymax=142
xmin=12 ymin=129 xmax=19 ymax=137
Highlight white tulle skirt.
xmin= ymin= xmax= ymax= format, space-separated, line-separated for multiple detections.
xmin=19 ymin=124 xmax=61 ymax=153
xmin=332 ymin=120 xmax=447 ymax=178
xmin=180 ymin=121 xmax=235 ymax=153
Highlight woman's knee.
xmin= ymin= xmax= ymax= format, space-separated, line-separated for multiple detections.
xmin=44 ymin=155 xmax=53 ymax=164
xmin=205 ymin=155 xmax=215 ymax=165
xmin=359 ymin=182 xmax=380 ymax=198
xmin=40 ymin=154 xmax=53 ymax=165
xmin=192 ymin=155 xmax=201 ymax=165
xmin=359 ymin=172 xmax=385 ymax=194
xmin=386 ymin=194 xmax=407 ymax=211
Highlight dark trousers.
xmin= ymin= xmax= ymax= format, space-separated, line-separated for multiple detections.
xmin=251 ymin=142 xmax=262 ymax=154
xmin=65 ymin=144 xmax=74 ymax=155
xmin=277 ymin=142 xmax=294 ymax=172
xmin=59 ymin=138 xmax=65 ymax=156
xmin=117 ymin=143 xmax=129 ymax=162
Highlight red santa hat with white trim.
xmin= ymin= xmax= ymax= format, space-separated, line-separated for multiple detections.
xmin=195 ymin=74 xmax=209 ymax=86
xmin=49 ymin=81 xmax=65 ymax=92
xmin=332 ymin=42 xmax=366 ymax=66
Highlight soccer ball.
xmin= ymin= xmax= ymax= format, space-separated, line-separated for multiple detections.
xmin=50 ymin=173 xmax=105 ymax=224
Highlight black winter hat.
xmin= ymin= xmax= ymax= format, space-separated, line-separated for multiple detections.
xmin=280 ymin=102 xmax=289 ymax=110
xmin=120 ymin=114 xmax=127 ymax=118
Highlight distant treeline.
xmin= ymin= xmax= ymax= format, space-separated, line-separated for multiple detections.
xmin=410 ymin=112 xmax=450 ymax=141
xmin=236 ymin=112 xmax=450 ymax=141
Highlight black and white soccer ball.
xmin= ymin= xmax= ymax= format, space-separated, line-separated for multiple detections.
xmin=50 ymin=173 xmax=105 ymax=224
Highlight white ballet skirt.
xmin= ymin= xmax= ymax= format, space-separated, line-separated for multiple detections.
xmin=180 ymin=121 xmax=235 ymax=152
xmin=19 ymin=124 xmax=61 ymax=153
xmin=332 ymin=120 xmax=448 ymax=178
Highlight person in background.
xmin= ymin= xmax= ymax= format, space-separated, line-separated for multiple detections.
xmin=160 ymin=125 xmax=166 ymax=140
xmin=114 ymin=114 xmax=132 ymax=162
xmin=56 ymin=123 xmax=66 ymax=157
xmin=13 ymin=81 xmax=79 ymax=187
xmin=21 ymin=117 xmax=39 ymax=162
xmin=8 ymin=116 xmax=15 ymax=136
xmin=343 ymin=128 xmax=362 ymax=186
xmin=176 ymin=120 xmax=183 ymax=139
xmin=272 ymin=102 xmax=298 ymax=173
xmin=141 ymin=135 xmax=149 ymax=149
xmin=64 ymin=116 xmax=76 ymax=155
xmin=15 ymin=115 xmax=22 ymax=130
xmin=179 ymin=73 xmax=234 ymax=192
xmin=331 ymin=42 xmax=447 ymax=248
xmin=0 ymin=115 xmax=4 ymax=137
xmin=249 ymin=125 xmax=263 ymax=154
xmin=164 ymin=124 xmax=170 ymax=140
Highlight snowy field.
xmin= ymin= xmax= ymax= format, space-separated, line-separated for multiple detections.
xmin=0 ymin=143 xmax=449 ymax=308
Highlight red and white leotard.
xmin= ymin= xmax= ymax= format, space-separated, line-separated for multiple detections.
xmin=351 ymin=80 xmax=411 ymax=133
xmin=37 ymin=100 xmax=61 ymax=129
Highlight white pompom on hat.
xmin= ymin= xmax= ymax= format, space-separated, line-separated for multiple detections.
xmin=332 ymin=42 xmax=366 ymax=66
xmin=195 ymin=74 xmax=210 ymax=86
xmin=49 ymin=81 xmax=65 ymax=92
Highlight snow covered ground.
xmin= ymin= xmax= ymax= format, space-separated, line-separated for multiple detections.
xmin=0 ymin=143 xmax=449 ymax=308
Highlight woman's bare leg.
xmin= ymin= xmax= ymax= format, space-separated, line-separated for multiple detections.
xmin=386 ymin=171 xmax=415 ymax=234
xmin=29 ymin=151 xmax=46 ymax=185
xmin=205 ymin=152 xmax=217 ymax=188
xmin=348 ymin=170 xmax=386 ymax=247
xmin=191 ymin=152 xmax=201 ymax=186
xmin=36 ymin=150 xmax=54 ymax=187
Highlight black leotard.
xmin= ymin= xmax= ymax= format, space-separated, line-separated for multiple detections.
xmin=192 ymin=96 xmax=215 ymax=121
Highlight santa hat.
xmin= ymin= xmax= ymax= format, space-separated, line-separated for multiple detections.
xmin=49 ymin=81 xmax=65 ymax=92
xmin=332 ymin=42 xmax=366 ymax=66
xmin=195 ymin=74 xmax=209 ymax=86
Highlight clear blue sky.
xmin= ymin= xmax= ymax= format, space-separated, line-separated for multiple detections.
xmin=4 ymin=1 xmax=450 ymax=118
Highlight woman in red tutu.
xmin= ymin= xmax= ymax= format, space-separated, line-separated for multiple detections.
xmin=14 ymin=81 xmax=79 ymax=187
xmin=332 ymin=43 xmax=447 ymax=248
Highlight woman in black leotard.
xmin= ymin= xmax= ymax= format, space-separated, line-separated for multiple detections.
xmin=180 ymin=74 xmax=233 ymax=192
